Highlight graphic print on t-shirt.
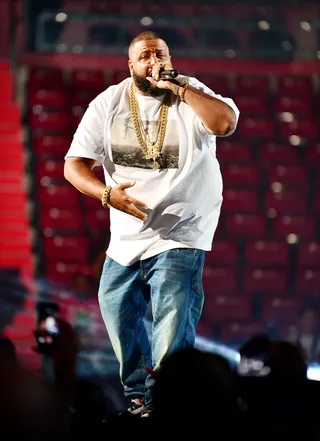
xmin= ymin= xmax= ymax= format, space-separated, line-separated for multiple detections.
xmin=111 ymin=115 xmax=179 ymax=169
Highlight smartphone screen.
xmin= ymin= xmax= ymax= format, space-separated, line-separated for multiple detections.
xmin=35 ymin=302 xmax=60 ymax=348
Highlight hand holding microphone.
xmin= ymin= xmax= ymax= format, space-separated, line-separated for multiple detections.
xmin=151 ymin=62 xmax=179 ymax=82
xmin=147 ymin=62 xmax=187 ymax=97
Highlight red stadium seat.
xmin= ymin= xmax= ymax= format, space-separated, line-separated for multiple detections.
xmin=28 ymin=68 xmax=64 ymax=89
xmin=38 ymin=185 xmax=81 ymax=208
xmin=70 ymin=90 xmax=99 ymax=107
xmin=239 ymin=118 xmax=274 ymax=139
xmin=37 ymin=160 xmax=64 ymax=181
xmin=279 ymin=120 xmax=318 ymax=141
xmin=34 ymin=135 xmax=72 ymax=157
xmin=295 ymin=269 xmax=320 ymax=294
xmin=112 ymin=70 xmax=130 ymax=84
xmin=314 ymin=194 xmax=320 ymax=212
xmin=216 ymin=141 xmax=252 ymax=164
xmin=205 ymin=241 xmax=237 ymax=266
xmin=245 ymin=240 xmax=289 ymax=267
xmin=235 ymin=75 xmax=270 ymax=96
xmin=196 ymin=317 xmax=214 ymax=338
xmin=92 ymin=166 xmax=105 ymax=182
xmin=82 ymin=195 xmax=104 ymax=209
xmin=306 ymin=144 xmax=320 ymax=163
xmin=202 ymin=266 xmax=237 ymax=294
xmin=265 ymin=190 xmax=307 ymax=214
xmin=85 ymin=209 xmax=110 ymax=231
xmin=220 ymin=321 xmax=266 ymax=342
xmin=258 ymin=143 xmax=299 ymax=165
xmin=197 ymin=74 xmax=230 ymax=96
xmin=70 ymin=69 xmax=106 ymax=89
xmin=273 ymin=215 xmax=316 ymax=239
xmin=261 ymin=297 xmax=299 ymax=324
xmin=40 ymin=208 xmax=84 ymax=235
xmin=29 ymin=89 xmax=67 ymax=108
xmin=43 ymin=236 xmax=89 ymax=263
xmin=222 ymin=164 xmax=259 ymax=187
xmin=30 ymin=111 xmax=70 ymax=132
xmin=71 ymin=107 xmax=85 ymax=128
xmin=274 ymin=96 xmax=312 ymax=115
xmin=205 ymin=295 xmax=252 ymax=321
xmin=226 ymin=214 xmax=267 ymax=238
xmin=267 ymin=165 xmax=307 ymax=187
xmin=297 ymin=242 xmax=320 ymax=268
xmin=234 ymin=96 xmax=269 ymax=116
xmin=222 ymin=189 xmax=258 ymax=213
xmin=243 ymin=268 xmax=288 ymax=294
xmin=276 ymin=75 xmax=313 ymax=96
xmin=47 ymin=262 xmax=92 ymax=286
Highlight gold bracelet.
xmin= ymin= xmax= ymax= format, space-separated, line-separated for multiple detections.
xmin=176 ymin=76 xmax=188 ymax=87
xmin=178 ymin=85 xmax=187 ymax=102
xmin=101 ymin=185 xmax=112 ymax=209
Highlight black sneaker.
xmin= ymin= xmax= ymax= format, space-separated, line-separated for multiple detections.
xmin=140 ymin=405 xmax=153 ymax=418
xmin=127 ymin=398 xmax=147 ymax=416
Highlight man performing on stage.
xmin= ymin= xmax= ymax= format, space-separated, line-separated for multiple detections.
xmin=64 ymin=31 xmax=239 ymax=416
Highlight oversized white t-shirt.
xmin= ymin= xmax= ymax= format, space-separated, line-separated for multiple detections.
xmin=65 ymin=77 xmax=239 ymax=266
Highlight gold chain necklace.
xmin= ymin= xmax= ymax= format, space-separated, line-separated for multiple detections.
xmin=129 ymin=82 xmax=169 ymax=169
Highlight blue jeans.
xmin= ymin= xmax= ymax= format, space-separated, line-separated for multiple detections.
xmin=98 ymin=248 xmax=205 ymax=406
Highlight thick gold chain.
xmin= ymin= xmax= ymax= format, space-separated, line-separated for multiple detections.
xmin=129 ymin=83 xmax=169 ymax=169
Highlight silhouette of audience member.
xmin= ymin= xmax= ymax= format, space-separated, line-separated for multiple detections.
xmin=287 ymin=306 xmax=320 ymax=363
xmin=238 ymin=335 xmax=320 ymax=441
xmin=0 ymin=337 xmax=61 ymax=441
xmin=238 ymin=334 xmax=271 ymax=377
xmin=34 ymin=318 xmax=115 ymax=440
xmin=150 ymin=348 xmax=242 ymax=439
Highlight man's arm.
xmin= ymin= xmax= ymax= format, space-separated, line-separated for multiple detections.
xmin=64 ymin=157 xmax=148 ymax=221
xmin=146 ymin=68 xmax=237 ymax=136
xmin=64 ymin=157 xmax=105 ymax=201
xmin=180 ymin=85 xmax=237 ymax=136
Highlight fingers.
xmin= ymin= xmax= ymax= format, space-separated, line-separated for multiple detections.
xmin=112 ymin=181 xmax=148 ymax=220
xmin=119 ymin=181 xmax=136 ymax=189
xmin=151 ymin=63 xmax=161 ymax=81
xmin=128 ymin=197 xmax=148 ymax=208
xmin=126 ymin=205 xmax=148 ymax=221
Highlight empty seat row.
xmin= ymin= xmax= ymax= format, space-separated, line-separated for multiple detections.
xmin=28 ymin=68 xmax=316 ymax=97
xmin=29 ymin=91 xmax=320 ymax=118
xmin=40 ymin=207 xmax=110 ymax=235
xmin=202 ymin=266 xmax=320 ymax=295
xmin=207 ymin=240 xmax=320 ymax=267
xmin=202 ymin=293 xmax=317 ymax=323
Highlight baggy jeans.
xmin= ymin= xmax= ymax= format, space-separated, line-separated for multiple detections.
xmin=98 ymin=248 xmax=205 ymax=406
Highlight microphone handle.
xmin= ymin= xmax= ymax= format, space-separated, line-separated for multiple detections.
xmin=159 ymin=69 xmax=179 ymax=79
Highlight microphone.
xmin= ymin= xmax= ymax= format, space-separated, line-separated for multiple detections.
xmin=159 ymin=69 xmax=179 ymax=79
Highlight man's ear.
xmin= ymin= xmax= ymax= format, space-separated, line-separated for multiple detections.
xmin=128 ymin=60 xmax=133 ymax=76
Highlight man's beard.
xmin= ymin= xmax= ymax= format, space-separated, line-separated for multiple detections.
xmin=132 ymin=70 xmax=166 ymax=98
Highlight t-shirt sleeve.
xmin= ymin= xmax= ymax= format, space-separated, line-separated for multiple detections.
xmin=188 ymin=77 xmax=240 ymax=136
xmin=65 ymin=92 xmax=108 ymax=165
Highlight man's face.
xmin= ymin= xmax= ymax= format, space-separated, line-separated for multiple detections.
xmin=128 ymin=39 xmax=172 ymax=97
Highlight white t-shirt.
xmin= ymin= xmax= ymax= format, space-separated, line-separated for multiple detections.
xmin=65 ymin=77 xmax=239 ymax=266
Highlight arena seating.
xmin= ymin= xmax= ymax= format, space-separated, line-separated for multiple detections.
xmin=26 ymin=66 xmax=320 ymax=346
